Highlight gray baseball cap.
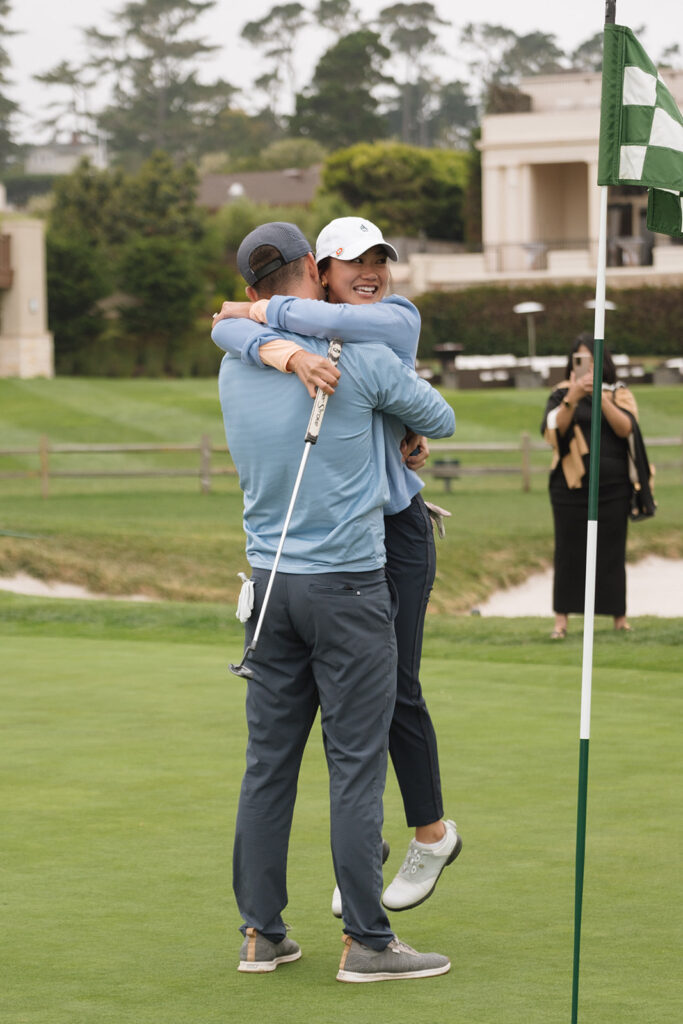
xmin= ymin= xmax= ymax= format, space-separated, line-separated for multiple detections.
xmin=237 ymin=222 xmax=312 ymax=285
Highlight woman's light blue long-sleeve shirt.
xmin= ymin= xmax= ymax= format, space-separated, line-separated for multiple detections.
xmin=211 ymin=295 xmax=447 ymax=516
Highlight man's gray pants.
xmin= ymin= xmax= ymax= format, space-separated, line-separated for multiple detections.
xmin=233 ymin=567 xmax=397 ymax=951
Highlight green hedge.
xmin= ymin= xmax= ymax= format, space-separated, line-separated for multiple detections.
xmin=2 ymin=173 xmax=60 ymax=206
xmin=414 ymin=284 xmax=683 ymax=359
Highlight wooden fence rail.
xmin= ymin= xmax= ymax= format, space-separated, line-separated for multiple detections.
xmin=0 ymin=432 xmax=680 ymax=497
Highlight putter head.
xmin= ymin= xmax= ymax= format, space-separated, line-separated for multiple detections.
xmin=229 ymin=660 xmax=253 ymax=679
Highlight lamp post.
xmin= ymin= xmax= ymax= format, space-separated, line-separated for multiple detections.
xmin=584 ymin=299 xmax=617 ymax=312
xmin=513 ymin=301 xmax=545 ymax=359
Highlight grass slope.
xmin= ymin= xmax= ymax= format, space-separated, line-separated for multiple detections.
xmin=1 ymin=601 xmax=680 ymax=1023
xmin=1 ymin=379 xmax=681 ymax=611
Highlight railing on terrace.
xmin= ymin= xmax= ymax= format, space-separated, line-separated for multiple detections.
xmin=1 ymin=433 xmax=680 ymax=497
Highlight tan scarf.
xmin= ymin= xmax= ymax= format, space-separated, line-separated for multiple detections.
xmin=544 ymin=382 xmax=638 ymax=490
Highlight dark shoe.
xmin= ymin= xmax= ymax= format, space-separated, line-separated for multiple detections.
xmin=550 ymin=627 xmax=567 ymax=640
xmin=238 ymin=927 xmax=301 ymax=973
xmin=336 ymin=935 xmax=450 ymax=983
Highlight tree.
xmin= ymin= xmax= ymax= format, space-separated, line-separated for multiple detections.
xmin=253 ymin=137 xmax=327 ymax=169
xmin=320 ymin=141 xmax=467 ymax=240
xmin=314 ymin=0 xmax=359 ymax=35
xmin=45 ymin=152 xmax=210 ymax=375
xmin=117 ymin=233 xmax=206 ymax=373
xmin=48 ymin=159 xmax=125 ymax=250
xmin=428 ymin=80 xmax=478 ymax=149
xmin=109 ymin=151 xmax=209 ymax=372
xmin=460 ymin=22 xmax=567 ymax=113
xmin=82 ymin=0 xmax=236 ymax=163
xmin=459 ymin=22 xmax=518 ymax=98
xmin=290 ymin=30 xmax=392 ymax=148
xmin=385 ymin=78 xmax=477 ymax=149
xmin=46 ymin=231 xmax=112 ymax=374
xmin=33 ymin=60 xmax=98 ymax=143
xmin=0 ymin=0 xmax=20 ymax=170
xmin=199 ymin=107 xmax=283 ymax=165
xmin=240 ymin=3 xmax=309 ymax=116
xmin=497 ymin=31 xmax=565 ymax=79
xmin=46 ymin=161 xmax=123 ymax=369
xmin=376 ymin=3 xmax=449 ymax=144
xmin=116 ymin=150 xmax=205 ymax=242
xmin=658 ymin=43 xmax=681 ymax=69
xmin=569 ymin=32 xmax=603 ymax=72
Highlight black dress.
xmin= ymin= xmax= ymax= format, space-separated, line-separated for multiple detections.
xmin=542 ymin=389 xmax=632 ymax=617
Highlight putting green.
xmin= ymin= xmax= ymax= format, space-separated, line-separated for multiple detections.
xmin=1 ymin=618 xmax=680 ymax=1022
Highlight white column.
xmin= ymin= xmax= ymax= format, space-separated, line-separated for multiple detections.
xmin=482 ymin=161 xmax=504 ymax=272
xmin=0 ymin=218 xmax=54 ymax=378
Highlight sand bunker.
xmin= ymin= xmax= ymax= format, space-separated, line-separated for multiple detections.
xmin=0 ymin=571 xmax=152 ymax=602
xmin=475 ymin=556 xmax=682 ymax=617
xmin=0 ymin=557 xmax=681 ymax=616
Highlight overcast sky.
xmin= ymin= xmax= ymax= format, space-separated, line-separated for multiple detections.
xmin=7 ymin=0 xmax=683 ymax=142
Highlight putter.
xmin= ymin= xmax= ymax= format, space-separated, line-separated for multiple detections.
xmin=230 ymin=338 xmax=343 ymax=678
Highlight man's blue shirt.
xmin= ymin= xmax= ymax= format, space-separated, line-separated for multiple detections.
xmin=218 ymin=336 xmax=454 ymax=573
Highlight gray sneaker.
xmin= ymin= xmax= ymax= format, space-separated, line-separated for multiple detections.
xmin=238 ymin=927 xmax=302 ymax=973
xmin=336 ymin=935 xmax=450 ymax=983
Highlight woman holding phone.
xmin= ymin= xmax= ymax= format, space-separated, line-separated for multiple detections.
xmin=541 ymin=333 xmax=637 ymax=638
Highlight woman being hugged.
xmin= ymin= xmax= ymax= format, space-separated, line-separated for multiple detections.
xmin=542 ymin=332 xmax=639 ymax=639
xmin=212 ymin=217 xmax=462 ymax=915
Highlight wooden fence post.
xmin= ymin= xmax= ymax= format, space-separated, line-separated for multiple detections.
xmin=521 ymin=431 xmax=531 ymax=492
xmin=40 ymin=434 xmax=49 ymax=498
xmin=199 ymin=434 xmax=212 ymax=494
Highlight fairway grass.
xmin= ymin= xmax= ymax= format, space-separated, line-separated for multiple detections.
xmin=2 ymin=600 xmax=680 ymax=1023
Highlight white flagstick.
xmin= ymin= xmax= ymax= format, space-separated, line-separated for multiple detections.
xmin=580 ymin=182 xmax=609 ymax=737
xmin=572 ymin=179 xmax=609 ymax=1023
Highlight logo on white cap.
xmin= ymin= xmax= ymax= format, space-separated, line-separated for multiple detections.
xmin=315 ymin=217 xmax=398 ymax=264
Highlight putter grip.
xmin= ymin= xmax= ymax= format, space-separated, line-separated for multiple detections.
xmin=304 ymin=338 xmax=343 ymax=444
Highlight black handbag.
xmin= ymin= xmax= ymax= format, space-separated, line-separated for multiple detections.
xmin=627 ymin=420 xmax=656 ymax=522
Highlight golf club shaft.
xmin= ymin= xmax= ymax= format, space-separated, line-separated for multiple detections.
xmin=237 ymin=338 xmax=344 ymax=664
xmin=249 ymin=441 xmax=312 ymax=650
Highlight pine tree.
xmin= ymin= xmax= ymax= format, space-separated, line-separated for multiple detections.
xmin=0 ymin=0 xmax=20 ymax=170
xmin=83 ymin=0 xmax=236 ymax=163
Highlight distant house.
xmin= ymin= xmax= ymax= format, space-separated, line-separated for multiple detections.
xmin=25 ymin=136 xmax=107 ymax=176
xmin=406 ymin=68 xmax=683 ymax=293
xmin=478 ymin=69 xmax=683 ymax=275
xmin=198 ymin=166 xmax=322 ymax=211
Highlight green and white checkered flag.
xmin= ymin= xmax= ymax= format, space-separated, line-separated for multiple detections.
xmin=598 ymin=23 xmax=683 ymax=236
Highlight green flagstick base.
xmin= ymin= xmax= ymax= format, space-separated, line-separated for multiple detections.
xmin=572 ymin=737 xmax=590 ymax=1024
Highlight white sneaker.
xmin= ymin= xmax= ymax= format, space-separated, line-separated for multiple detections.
xmin=382 ymin=820 xmax=462 ymax=911
xmin=331 ymin=838 xmax=390 ymax=918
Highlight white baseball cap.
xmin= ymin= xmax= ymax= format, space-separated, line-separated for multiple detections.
xmin=315 ymin=217 xmax=399 ymax=264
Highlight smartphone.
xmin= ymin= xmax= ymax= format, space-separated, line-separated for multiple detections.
xmin=572 ymin=352 xmax=592 ymax=380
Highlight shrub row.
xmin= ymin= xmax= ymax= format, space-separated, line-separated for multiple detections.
xmin=413 ymin=284 xmax=683 ymax=359
xmin=3 ymin=173 xmax=60 ymax=207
